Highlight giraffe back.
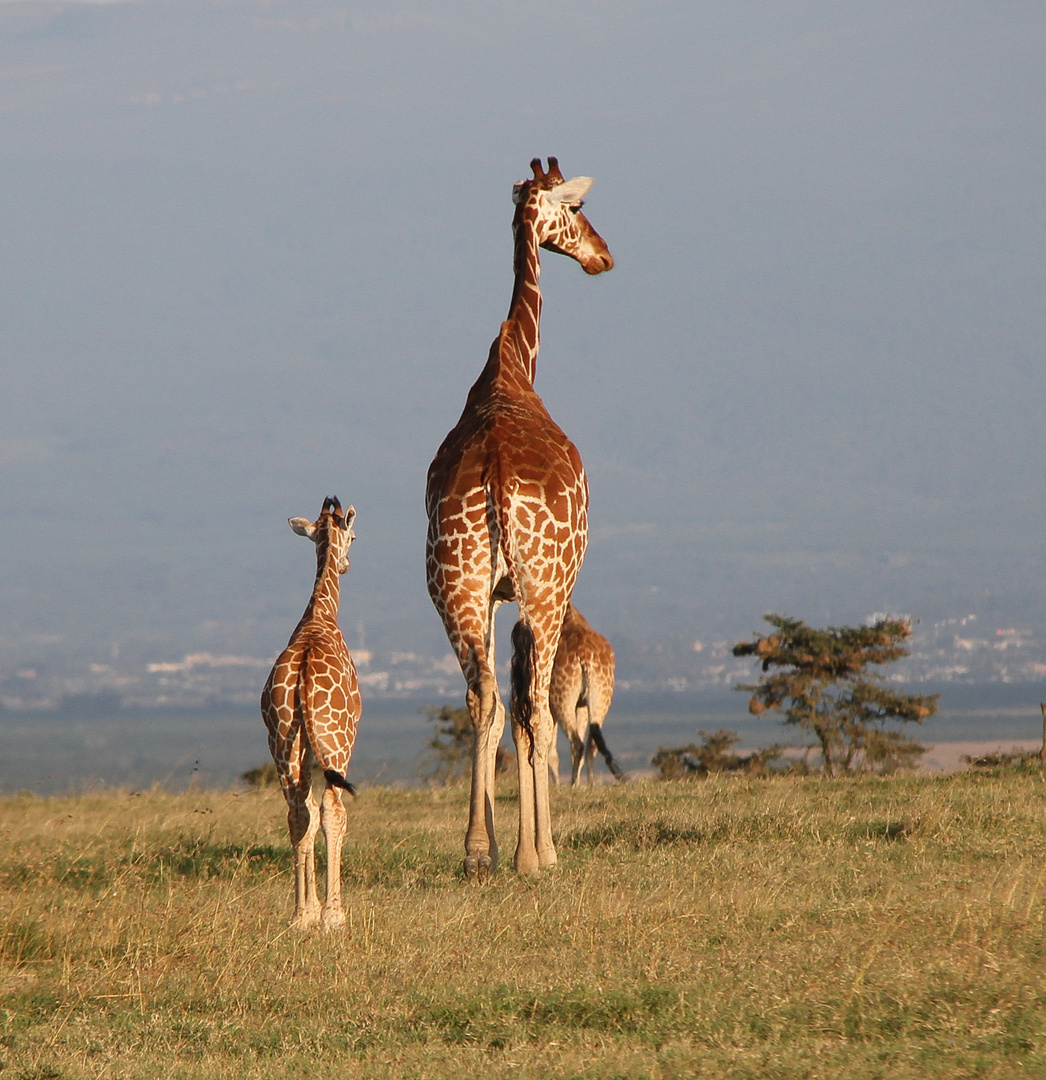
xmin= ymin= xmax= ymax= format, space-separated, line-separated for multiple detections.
xmin=426 ymin=328 xmax=589 ymax=635
xmin=550 ymin=604 xmax=615 ymax=740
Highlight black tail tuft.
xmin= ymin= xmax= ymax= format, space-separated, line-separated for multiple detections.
xmin=510 ymin=620 xmax=537 ymax=763
xmin=588 ymin=723 xmax=626 ymax=781
xmin=324 ymin=769 xmax=357 ymax=797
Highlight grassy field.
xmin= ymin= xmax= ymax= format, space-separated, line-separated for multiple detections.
xmin=2 ymin=770 xmax=1045 ymax=1079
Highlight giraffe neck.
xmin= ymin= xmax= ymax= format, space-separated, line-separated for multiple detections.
xmin=505 ymin=200 xmax=543 ymax=384
xmin=300 ymin=539 xmax=341 ymax=631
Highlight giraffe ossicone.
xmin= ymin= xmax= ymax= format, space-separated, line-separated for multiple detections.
xmin=425 ymin=156 xmax=613 ymax=881
xmin=261 ymin=496 xmax=361 ymax=928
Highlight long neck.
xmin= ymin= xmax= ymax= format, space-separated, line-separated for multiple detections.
xmin=302 ymin=539 xmax=341 ymax=628
xmin=505 ymin=200 xmax=543 ymax=384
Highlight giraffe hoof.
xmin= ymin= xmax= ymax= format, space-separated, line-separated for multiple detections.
xmin=290 ymin=909 xmax=321 ymax=930
xmin=463 ymin=854 xmax=493 ymax=884
xmin=513 ymin=851 xmax=541 ymax=877
xmin=321 ymin=907 xmax=346 ymax=931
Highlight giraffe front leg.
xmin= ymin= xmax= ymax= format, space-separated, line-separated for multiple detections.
xmin=319 ymin=785 xmax=347 ymax=930
xmin=531 ymin=707 xmax=558 ymax=869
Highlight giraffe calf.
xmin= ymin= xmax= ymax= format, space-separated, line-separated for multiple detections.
xmin=261 ymin=497 xmax=361 ymax=929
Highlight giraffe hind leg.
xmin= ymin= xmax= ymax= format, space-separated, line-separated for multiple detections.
xmin=464 ymin=664 xmax=503 ymax=883
xmin=509 ymin=617 xmax=559 ymax=873
xmin=269 ymin=705 xmax=322 ymax=928
xmin=509 ymin=619 xmax=540 ymax=874
xmin=286 ymin=767 xmax=322 ymax=928
xmin=319 ymin=776 xmax=348 ymax=930
xmin=569 ymin=730 xmax=586 ymax=786
xmin=571 ymin=704 xmax=590 ymax=785
xmin=323 ymin=770 xmax=356 ymax=796
xmin=548 ymin=728 xmax=561 ymax=785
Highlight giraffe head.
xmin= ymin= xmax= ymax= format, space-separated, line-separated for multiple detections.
xmin=289 ymin=496 xmax=356 ymax=574
xmin=512 ymin=157 xmax=613 ymax=275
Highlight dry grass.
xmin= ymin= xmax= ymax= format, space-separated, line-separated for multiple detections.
xmin=2 ymin=772 xmax=1046 ymax=1078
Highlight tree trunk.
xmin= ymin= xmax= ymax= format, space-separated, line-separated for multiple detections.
xmin=816 ymin=725 xmax=835 ymax=778
xmin=1039 ymin=703 xmax=1046 ymax=766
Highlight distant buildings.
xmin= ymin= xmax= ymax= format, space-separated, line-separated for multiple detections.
xmin=2 ymin=613 xmax=1045 ymax=713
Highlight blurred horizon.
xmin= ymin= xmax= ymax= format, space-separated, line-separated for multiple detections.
xmin=3 ymin=681 xmax=1045 ymax=795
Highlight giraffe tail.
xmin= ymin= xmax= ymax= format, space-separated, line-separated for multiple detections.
xmin=323 ymin=769 xmax=357 ymax=796
xmin=587 ymin=723 xmax=626 ymax=782
xmin=299 ymin=646 xmax=357 ymax=798
xmin=510 ymin=620 xmax=537 ymax=763
xmin=482 ymin=457 xmax=536 ymax=765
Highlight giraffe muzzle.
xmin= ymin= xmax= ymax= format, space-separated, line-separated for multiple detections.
xmin=582 ymin=250 xmax=614 ymax=275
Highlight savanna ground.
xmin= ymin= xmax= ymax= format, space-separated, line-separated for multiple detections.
xmin=2 ymin=770 xmax=1045 ymax=1079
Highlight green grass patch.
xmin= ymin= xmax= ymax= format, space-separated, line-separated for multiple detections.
xmin=1 ymin=776 xmax=1045 ymax=1078
xmin=144 ymin=838 xmax=286 ymax=881
xmin=416 ymin=982 xmax=684 ymax=1047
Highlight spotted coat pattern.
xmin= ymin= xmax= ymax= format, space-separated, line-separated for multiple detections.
xmin=548 ymin=603 xmax=619 ymax=785
xmin=261 ymin=498 xmax=361 ymax=928
xmin=425 ymin=158 xmax=613 ymax=880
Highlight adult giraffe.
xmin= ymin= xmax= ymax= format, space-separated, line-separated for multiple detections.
xmin=426 ymin=157 xmax=613 ymax=881
xmin=549 ymin=602 xmax=625 ymax=786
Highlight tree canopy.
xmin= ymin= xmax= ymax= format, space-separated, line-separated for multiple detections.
xmin=732 ymin=614 xmax=938 ymax=776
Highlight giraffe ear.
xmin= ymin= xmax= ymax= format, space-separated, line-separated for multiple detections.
xmin=342 ymin=505 xmax=357 ymax=533
xmin=550 ymin=176 xmax=593 ymax=204
xmin=289 ymin=517 xmax=317 ymax=539
xmin=512 ymin=181 xmax=527 ymax=205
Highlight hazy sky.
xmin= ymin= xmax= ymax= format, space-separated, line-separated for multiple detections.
xmin=1 ymin=0 xmax=1044 ymax=681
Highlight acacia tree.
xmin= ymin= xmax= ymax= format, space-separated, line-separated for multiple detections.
xmin=732 ymin=614 xmax=938 ymax=776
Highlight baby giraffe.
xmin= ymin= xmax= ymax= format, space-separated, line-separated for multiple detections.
xmin=261 ymin=496 xmax=361 ymax=929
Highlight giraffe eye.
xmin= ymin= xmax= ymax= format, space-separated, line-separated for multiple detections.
xmin=569 ymin=203 xmax=583 ymax=214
